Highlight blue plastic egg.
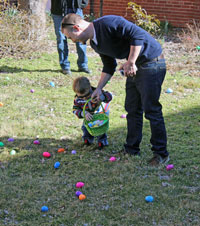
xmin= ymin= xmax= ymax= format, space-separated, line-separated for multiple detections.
xmin=145 ymin=196 xmax=154 ymax=202
xmin=166 ymin=88 xmax=173 ymax=93
xmin=41 ymin=206 xmax=48 ymax=212
xmin=88 ymin=123 xmax=93 ymax=128
xmin=54 ymin=162 xmax=60 ymax=169
xmin=49 ymin=82 xmax=55 ymax=87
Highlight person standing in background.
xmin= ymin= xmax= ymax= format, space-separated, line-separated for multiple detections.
xmin=51 ymin=0 xmax=90 ymax=75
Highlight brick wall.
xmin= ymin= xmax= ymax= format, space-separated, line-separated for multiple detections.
xmin=84 ymin=0 xmax=200 ymax=27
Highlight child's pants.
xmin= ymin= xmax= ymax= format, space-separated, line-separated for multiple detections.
xmin=82 ymin=102 xmax=110 ymax=145
xmin=81 ymin=125 xmax=108 ymax=145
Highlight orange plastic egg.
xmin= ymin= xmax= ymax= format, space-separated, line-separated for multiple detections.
xmin=79 ymin=194 xmax=86 ymax=200
xmin=0 ymin=102 xmax=4 ymax=107
xmin=57 ymin=148 xmax=65 ymax=153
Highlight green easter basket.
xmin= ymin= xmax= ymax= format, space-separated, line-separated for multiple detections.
xmin=83 ymin=98 xmax=109 ymax=136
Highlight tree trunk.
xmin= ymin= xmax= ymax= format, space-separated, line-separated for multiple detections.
xmin=18 ymin=0 xmax=48 ymax=36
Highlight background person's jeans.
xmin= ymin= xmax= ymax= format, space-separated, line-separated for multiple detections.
xmin=124 ymin=59 xmax=169 ymax=157
xmin=52 ymin=9 xmax=88 ymax=70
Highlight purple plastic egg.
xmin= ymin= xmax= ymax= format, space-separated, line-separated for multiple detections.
xmin=166 ymin=164 xmax=174 ymax=171
xmin=33 ymin=140 xmax=40 ymax=145
xmin=8 ymin=138 xmax=14 ymax=142
xmin=71 ymin=150 xmax=76 ymax=154
xmin=76 ymin=191 xmax=82 ymax=197
xmin=30 ymin=89 xmax=35 ymax=93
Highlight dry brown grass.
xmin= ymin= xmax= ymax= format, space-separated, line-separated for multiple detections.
xmin=177 ymin=20 xmax=200 ymax=52
xmin=0 ymin=0 xmax=50 ymax=59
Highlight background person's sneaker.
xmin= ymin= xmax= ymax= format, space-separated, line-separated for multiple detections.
xmin=78 ymin=68 xmax=91 ymax=74
xmin=62 ymin=69 xmax=71 ymax=75
xmin=148 ymin=154 xmax=170 ymax=166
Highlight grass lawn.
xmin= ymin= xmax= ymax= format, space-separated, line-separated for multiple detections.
xmin=0 ymin=41 xmax=200 ymax=226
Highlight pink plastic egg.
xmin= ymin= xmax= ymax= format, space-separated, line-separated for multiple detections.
xmin=120 ymin=114 xmax=126 ymax=118
xmin=43 ymin=152 xmax=51 ymax=158
xmin=76 ymin=182 xmax=85 ymax=188
xmin=109 ymin=156 xmax=116 ymax=162
xmin=166 ymin=164 xmax=174 ymax=171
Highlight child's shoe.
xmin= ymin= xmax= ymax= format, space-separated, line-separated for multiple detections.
xmin=98 ymin=142 xmax=103 ymax=150
xmin=98 ymin=142 xmax=108 ymax=150
xmin=98 ymin=139 xmax=109 ymax=150
xmin=84 ymin=139 xmax=91 ymax=146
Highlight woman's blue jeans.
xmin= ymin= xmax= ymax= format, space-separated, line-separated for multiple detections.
xmin=124 ymin=59 xmax=169 ymax=157
xmin=52 ymin=9 xmax=88 ymax=70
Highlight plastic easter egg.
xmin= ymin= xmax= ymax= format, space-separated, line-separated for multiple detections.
xmin=120 ymin=114 xmax=126 ymax=118
xmin=166 ymin=88 xmax=173 ymax=93
xmin=0 ymin=102 xmax=4 ymax=107
xmin=57 ymin=148 xmax=65 ymax=153
xmin=43 ymin=152 xmax=51 ymax=158
xmin=49 ymin=82 xmax=55 ymax=87
xmin=41 ymin=206 xmax=48 ymax=212
xmin=8 ymin=138 xmax=14 ymax=142
xmin=76 ymin=182 xmax=84 ymax=188
xmin=54 ymin=162 xmax=60 ymax=169
xmin=79 ymin=194 xmax=86 ymax=200
xmin=30 ymin=89 xmax=35 ymax=93
xmin=196 ymin=46 xmax=200 ymax=50
xmin=166 ymin=164 xmax=174 ymax=171
xmin=71 ymin=150 xmax=76 ymax=155
xmin=0 ymin=142 xmax=4 ymax=147
xmin=88 ymin=123 xmax=93 ymax=128
xmin=33 ymin=140 xmax=40 ymax=145
xmin=120 ymin=69 xmax=124 ymax=76
xmin=145 ymin=196 xmax=154 ymax=202
xmin=109 ymin=156 xmax=116 ymax=162
xmin=76 ymin=191 xmax=82 ymax=197
xmin=10 ymin=150 xmax=16 ymax=155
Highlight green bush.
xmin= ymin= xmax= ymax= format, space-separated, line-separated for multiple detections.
xmin=127 ymin=1 xmax=161 ymax=35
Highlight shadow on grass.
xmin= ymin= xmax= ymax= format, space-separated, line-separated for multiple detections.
xmin=0 ymin=105 xmax=199 ymax=165
xmin=0 ymin=66 xmax=84 ymax=74
xmin=0 ymin=66 xmax=61 ymax=74
xmin=0 ymin=136 xmax=73 ymax=157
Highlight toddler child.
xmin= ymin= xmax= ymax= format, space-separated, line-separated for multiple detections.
xmin=72 ymin=76 xmax=112 ymax=149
